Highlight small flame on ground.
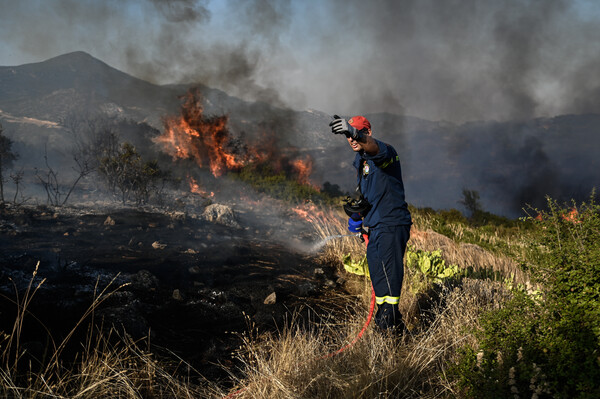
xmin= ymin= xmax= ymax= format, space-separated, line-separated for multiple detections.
xmin=292 ymin=202 xmax=328 ymax=223
xmin=293 ymin=207 xmax=310 ymax=220
xmin=535 ymin=207 xmax=580 ymax=224
xmin=292 ymin=156 xmax=314 ymax=187
xmin=187 ymin=175 xmax=214 ymax=197
xmin=562 ymin=207 xmax=580 ymax=224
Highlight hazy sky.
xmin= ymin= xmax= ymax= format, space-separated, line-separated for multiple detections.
xmin=2 ymin=0 xmax=600 ymax=122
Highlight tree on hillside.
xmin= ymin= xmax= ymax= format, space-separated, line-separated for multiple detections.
xmin=459 ymin=188 xmax=482 ymax=217
xmin=59 ymin=112 xmax=121 ymax=171
xmin=60 ymin=113 xmax=170 ymax=206
xmin=0 ymin=123 xmax=19 ymax=204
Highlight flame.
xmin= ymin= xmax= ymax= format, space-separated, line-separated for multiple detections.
xmin=562 ymin=207 xmax=581 ymax=224
xmin=187 ymin=175 xmax=214 ymax=197
xmin=292 ymin=156 xmax=314 ymax=187
xmin=535 ymin=208 xmax=581 ymax=224
xmin=535 ymin=213 xmax=543 ymax=221
xmin=155 ymin=89 xmax=244 ymax=177
xmin=155 ymin=88 xmax=316 ymax=186
xmin=188 ymin=175 xmax=203 ymax=194
xmin=293 ymin=207 xmax=311 ymax=220
xmin=292 ymin=202 xmax=327 ymax=223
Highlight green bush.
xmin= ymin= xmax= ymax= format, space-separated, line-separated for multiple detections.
xmin=405 ymin=247 xmax=459 ymax=292
xmin=451 ymin=195 xmax=600 ymax=398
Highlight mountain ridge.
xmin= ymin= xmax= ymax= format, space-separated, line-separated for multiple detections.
xmin=1 ymin=52 xmax=599 ymax=216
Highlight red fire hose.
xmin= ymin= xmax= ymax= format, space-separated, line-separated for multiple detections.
xmin=225 ymin=232 xmax=373 ymax=398
xmin=319 ymin=231 xmax=373 ymax=359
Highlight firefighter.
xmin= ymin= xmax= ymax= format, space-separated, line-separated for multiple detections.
xmin=330 ymin=115 xmax=412 ymax=332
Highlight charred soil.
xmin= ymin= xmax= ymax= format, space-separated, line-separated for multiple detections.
xmin=0 ymin=201 xmax=340 ymax=382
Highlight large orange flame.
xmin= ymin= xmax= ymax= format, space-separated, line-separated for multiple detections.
xmin=155 ymin=88 xmax=316 ymax=187
xmin=155 ymin=89 xmax=244 ymax=177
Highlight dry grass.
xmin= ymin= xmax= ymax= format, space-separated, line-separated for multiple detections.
xmin=409 ymin=229 xmax=530 ymax=287
xmin=0 ymin=206 xmax=524 ymax=398
xmin=410 ymin=211 xmax=530 ymax=260
xmin=0 ymin=263 xmax=205 ymax=399
xmin=210 ymin=207 xmax=517 ymax=398
xmin=212 ymin=278 xmax=509 ymax=398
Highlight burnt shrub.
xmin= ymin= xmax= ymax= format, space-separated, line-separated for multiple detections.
xmin=98 ymin=142 xmax=169 ymax=205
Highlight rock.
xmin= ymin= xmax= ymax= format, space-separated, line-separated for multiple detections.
xmin=313 ymin=268 xmax=325 ymax=275
xmin=104 ymin=216 xmax=115 ymax=226
xmin=152 ymin=241 xmax=167 ymax=249
xmin=201 ymin=204 xmax=240 ymax=228
xmin=263 ymin=292 xmax=277 ymax=305
xmin=173 ymin=289 xmax=184 ymax=301
xmin=324 ymin=279 xmax=336 ymax=288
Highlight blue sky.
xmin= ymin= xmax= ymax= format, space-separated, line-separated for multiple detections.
xmin=1 ymin=0 xmax=600 ymax=122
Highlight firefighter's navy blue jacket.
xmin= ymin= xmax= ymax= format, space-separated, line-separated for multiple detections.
xmin=352 ymin=139 xmax=411 ymax=228
xmin=353 ymin=138 xmax=412 ymax=330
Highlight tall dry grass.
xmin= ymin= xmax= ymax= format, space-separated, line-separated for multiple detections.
xmin=410 ymin=210 xmax=530 ymax=261
xmin=210 ymin=207 xmax=516 ymax=398
xmin=0 ymin=263 xmax=205 ymax=399
xmin=212 ymin=277 xmax=509 ymax=398
xmin=409 ymin=229 xmax=530 ymax=287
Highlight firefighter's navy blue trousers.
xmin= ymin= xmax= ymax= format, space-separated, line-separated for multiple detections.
xmin=366 ymin=224 xmax=411 ymax=330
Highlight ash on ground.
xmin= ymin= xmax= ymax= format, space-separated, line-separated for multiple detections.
xmin=0 ymin=194 xmax=342 ymax=380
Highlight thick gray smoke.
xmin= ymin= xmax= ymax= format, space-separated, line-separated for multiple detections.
xmin=3 ymin=0 xmax=600 ymax=122
xmin=316 ymin=0 xmax=600 ymax=121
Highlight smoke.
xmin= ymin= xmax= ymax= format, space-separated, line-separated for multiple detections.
xmin=310 ymin=0 xmax=600 ymax=121
xmin=486 ymin=132 xmax=560 ymax=211
xmin=148 ymin=0 xmax=210 ymax=23
xmin=3 ymin=0 xmax=600 ymax=122
xmin=435 ymin=115 xmax=600 ymax=216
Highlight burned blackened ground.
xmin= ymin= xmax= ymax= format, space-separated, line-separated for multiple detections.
xmin=0 ymin=201 xmax=340 ymax=380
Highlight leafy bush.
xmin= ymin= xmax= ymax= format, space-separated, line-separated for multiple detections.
xmin=451 ymin=195 xmax=600 ymax=398
xmin=405 ymin=247 xmax=459 ymax=292
xmin=342 ymin=253 xmax=369 ymax=276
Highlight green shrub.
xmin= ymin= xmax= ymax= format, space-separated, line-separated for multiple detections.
xmin=451 ymin=195 xmax=600 ymax=398
xmin=342 ymin=253 xmax=369 ymax=276
xmin=405 ymin=246 xmax=459 ymax=293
